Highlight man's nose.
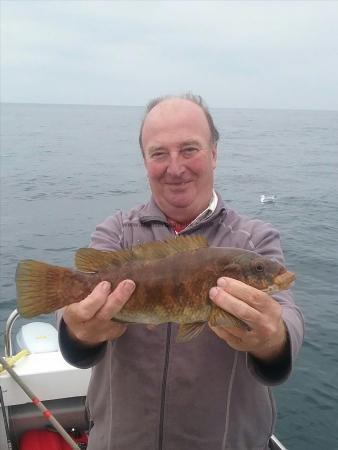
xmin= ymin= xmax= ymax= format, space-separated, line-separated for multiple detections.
xmin=166 ymin=154 xmax=185 ymax=176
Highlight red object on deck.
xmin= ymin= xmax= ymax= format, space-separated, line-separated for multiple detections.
xmin=20 ymin=429 xmax=88 ymax=449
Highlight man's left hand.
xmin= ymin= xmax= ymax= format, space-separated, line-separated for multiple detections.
xmin=209 ymin=277 xmax=288 ymax=363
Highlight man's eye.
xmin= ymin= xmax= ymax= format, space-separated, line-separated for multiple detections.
xmin=151 ymin=152 xmax=166 ymax=159
xmin=182 ymin=147 xmax=198 ymax=156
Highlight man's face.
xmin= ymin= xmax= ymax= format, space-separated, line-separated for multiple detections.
xmin=141 ymin=99 xmax=217 ymax=224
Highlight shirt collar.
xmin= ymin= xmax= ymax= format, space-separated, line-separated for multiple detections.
xmin=171 ymin=190 xmax=218 ymax=233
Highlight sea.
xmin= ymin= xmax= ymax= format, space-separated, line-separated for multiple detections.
xmin=1 ymin=103 xmax=337 ymax=449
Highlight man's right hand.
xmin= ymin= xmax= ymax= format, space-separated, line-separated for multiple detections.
xmin=62 ymin=280 xmax=135 ymax=347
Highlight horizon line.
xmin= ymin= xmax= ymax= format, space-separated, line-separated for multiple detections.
xmin=1 ymin=101 xmax=337 ymax=113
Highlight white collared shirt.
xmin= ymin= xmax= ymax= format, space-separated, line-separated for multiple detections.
xmin=175 ymin=190 xmax=218 ymax=233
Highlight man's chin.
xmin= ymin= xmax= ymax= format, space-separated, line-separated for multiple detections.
xmin=165 ymin=191 xmax=194 ymax=208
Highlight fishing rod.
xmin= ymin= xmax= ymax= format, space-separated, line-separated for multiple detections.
xmin=0 ymin=355 xmax=81 ymax=450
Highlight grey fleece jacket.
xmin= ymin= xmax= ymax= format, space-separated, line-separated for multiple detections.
xmin=58 ymin=193 xmax=304 ymax=450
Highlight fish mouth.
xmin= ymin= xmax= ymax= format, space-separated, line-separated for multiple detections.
xmin=262 ymin=270 xmax=296 ymax=295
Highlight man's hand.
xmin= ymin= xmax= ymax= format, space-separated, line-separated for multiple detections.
xmin=209 ymin=277 xmax=287 ymax=362
xmin=63 ymin=279 xmax=135 ymax=347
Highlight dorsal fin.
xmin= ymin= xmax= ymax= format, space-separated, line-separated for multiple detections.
xmin=132 ymin=235 xmax=208 ymax=260
xmin=75 ymin=235 xmax=208 ymax=272
xmin=75 ymin=248 xmax=134 ymax=272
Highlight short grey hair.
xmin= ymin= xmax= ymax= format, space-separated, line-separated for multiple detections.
xmin=139 ymin=93 xmax=220 ymax=151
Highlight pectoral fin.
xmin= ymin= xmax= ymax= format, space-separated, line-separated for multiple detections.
xmin=209 ymin=307 xmax=247 ymax=329
xmin=176 ymin=322 xmax=206 ymax=342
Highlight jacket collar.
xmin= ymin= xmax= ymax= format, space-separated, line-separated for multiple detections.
xmin=139 ymin=191 xmax=227 ymax=230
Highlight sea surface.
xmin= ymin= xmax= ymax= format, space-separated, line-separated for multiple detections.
xmin=1 ymin=103 xmax=337 ymax=449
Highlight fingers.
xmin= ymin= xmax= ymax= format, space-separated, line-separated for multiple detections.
xmin=209 ymin=277 xmax=287 ymax=359
xmin=63 ymin=279 xmax=135 ymax=346
xmin=65 ymin=279 xmax=135 ymax=322
xmin=209 ymin=276 xmax=282 ymax=327
xmin=95 ymin=280 xmax=135 ymax=320
xmin=73 ymin=281 xmax=112 ymax=322
xmin=209 ymin=285 xmax=261 ymax=327
xmin=216 ymin=277 xmax=271 ymax=312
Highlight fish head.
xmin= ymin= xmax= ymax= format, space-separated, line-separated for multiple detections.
xmin=219 ymin=250 xmax=296 ymax=294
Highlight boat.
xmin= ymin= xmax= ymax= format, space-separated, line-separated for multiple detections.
xmin=0 ymin=309 xmax=91 ymax=449
xmin=0 ymin=309 xmax=287 ymax=450
xmin=260 ymin=194 xmax=276 ymax=204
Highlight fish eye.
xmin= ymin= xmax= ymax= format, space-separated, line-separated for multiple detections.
xmin=255 ymin=262 xmax=265 ymax=273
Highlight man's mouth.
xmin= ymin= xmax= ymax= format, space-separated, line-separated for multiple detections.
xmin=166 ymin=181 xmax=191 ymax=186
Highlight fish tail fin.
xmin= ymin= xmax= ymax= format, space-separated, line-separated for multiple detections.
xmin=16 ymin=260 xmax=87 ymax=318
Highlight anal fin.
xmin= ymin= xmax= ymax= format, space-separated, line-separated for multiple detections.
xmin=176 ymin=322 xmax=206 ymax=343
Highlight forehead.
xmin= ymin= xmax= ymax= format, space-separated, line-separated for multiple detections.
xmin=141 ymin=99 xmax=211 ymax=148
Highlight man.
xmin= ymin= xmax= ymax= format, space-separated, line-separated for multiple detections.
xmin=59 ymin=94 xmax=304 ymax=450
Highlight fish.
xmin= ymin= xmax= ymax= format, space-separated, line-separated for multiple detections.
xmin=15 ymin=235 xmax=296 ymax=342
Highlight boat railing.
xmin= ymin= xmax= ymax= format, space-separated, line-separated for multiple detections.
xmin=4 ymin=309 xmax=20 ymax=357
xmin=269 ymin=434 xmax=288 ymax=450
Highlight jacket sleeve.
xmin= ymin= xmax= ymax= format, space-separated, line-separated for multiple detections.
xmin=245 ymin=223 xmax=304 ymax=386
xmin=57 ymin=212 xmax=124 ymax=368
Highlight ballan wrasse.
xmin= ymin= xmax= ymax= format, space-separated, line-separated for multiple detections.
xmin=16 ymin=235 xmax=295 ymax=342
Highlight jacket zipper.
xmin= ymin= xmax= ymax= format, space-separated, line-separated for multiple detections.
xmin=158 ymin=323 xmax=172 ymax=450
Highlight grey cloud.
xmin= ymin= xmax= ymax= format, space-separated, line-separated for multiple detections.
xmin=1 ymin=1 xmax=338 ymax=109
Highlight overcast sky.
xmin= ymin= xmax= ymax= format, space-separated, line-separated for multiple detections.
xmin=1 ymin=1 xmax=338 ymax=110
